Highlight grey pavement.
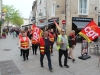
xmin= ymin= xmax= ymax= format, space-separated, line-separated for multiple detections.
xmin=0 ymin=34 xmax=100 ymax=75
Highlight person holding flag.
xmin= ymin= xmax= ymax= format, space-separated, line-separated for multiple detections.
xmin=31 ymin=24 xmax=42 ymax=55
xmin=39 ymin=30 xmax=53 ymax=72
xmin=68 ymin=30 xmax=76 ymax=63
xmin=49 ymin=29 xmax=55 ymax=56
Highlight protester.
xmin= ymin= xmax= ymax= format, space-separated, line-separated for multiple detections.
xmin=18 ymin=31 xmax=32 ymax=61
xmin=68 ymin=30 xmax=76 ymax=62
xmin=49 ymin=29 xmax=55 ymax=56
xmin=27 ymin=28 xmax=32 ymax=40
xmin=39 ymin=30 xmax=53 ymax=72
xmin=56 ymin=29 xmax=69 ymax=68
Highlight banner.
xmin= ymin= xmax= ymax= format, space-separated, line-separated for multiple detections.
xmin=53 ymin=20 xmax=61 ymax=33
xmin=32 ymin=25 xmax=42 ymax=42
xmin=31 ymin=24 xmax=36 ymax=30
xmin=79 ymin=20 xmax=100 ymax=42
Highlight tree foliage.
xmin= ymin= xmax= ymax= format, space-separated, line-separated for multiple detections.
xmin=3 ymin=5 xmax=24 ymax=26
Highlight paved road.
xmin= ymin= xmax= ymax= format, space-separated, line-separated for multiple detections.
xmin=0 ymin=34 xmax=100 ymax=75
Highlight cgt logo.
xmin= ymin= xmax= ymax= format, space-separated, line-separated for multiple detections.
xmin=33 ymin=27 xmax=39 ymax=41
xmin=84 ymin=26 xmax=99 ymax=39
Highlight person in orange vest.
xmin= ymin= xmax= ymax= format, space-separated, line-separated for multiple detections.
xmin=49 ymin=29 xmax=55 ymax=56
xmin=18 ymin=31 xmax=32 ymax=61
xmin=27 ymin=28 xmax=32 ymax=40
xmin=18 ymin=30 xmax=24 ymax=56
xmin=31 ymin=36 xmax=39 ymax=55
xmin=39 ymin=30 xmax=53 ymax=72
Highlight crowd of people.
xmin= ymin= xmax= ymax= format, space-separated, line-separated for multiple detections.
xmin=17 ymin=27 xmax=76 ymax=72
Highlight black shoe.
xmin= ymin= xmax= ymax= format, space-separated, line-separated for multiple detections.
xmin=27 ymin=57 xmax=28 ymax=60
xmin=20 ymin=54 xmax=22 ymax=56
xmin=23 ymin=59 xmax=26 ymax=61
xmin=59 ymin=64 xmax=63 ymax=67
xmin=68 ymin=57 xmax=72 ymax=59
xmin=41 ymin=65 xmax=44 ymax=67
xmin=64 ymin=65 xmax=69 ymax=68
xmin=35 ymin=53 xmax=37 ymax=55
xmin=72 ymin=59 xmax=75 ymax=63
xmin=49 ymin=68 xmax=53 ymax=72
xmin=33 ymin=53 xmax=34 ymax=55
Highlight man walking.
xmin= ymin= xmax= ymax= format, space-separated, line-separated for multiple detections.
xmin=56 ymin=29 xmax=69 ymax=68
xmin=49 ymin=29 xmax=55 ymax=56
xmin=39 ymin=30 xmax=53 ymax=72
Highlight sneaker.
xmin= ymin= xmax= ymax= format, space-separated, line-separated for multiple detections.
xmin=72 ymin=59 xmax=75 ymax=63
xmin=49 ymin=68 xmax=53 ymax=72
xmin=51 ymin=53 xmax=53 ymax=56
xmin=64 ymin=65 xmax=69 ymax=68
xmin=59 ymin=64 xmax=63 ymax=67
xmin=23 ymin=59 xmax=26 ymax=61
xmin=68 ymin=57 xmax=72 ymax=59
xmin=27 ymin=57 xmax=28 ymax=60
xmin=41 ymin=65 xmax=44 ymax=67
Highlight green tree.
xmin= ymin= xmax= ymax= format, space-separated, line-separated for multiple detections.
xmin=3 ymin=5 xmax=23 ymax=26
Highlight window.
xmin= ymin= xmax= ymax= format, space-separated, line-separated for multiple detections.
xmin=51 ymin=2 xmax=55 ymax=16
xmin=78 ymin=0 xmax=89 ymax=15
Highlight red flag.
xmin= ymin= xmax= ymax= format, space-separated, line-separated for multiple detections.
xmin=79 ymin=20 xmax=100 ymax=42
xmin=32 ymin=25 xmax=42 ymax=43
xmin=53 ymin=20 xmax=61 ymax=33
xmin=31 ymin=24 xmax=36 ymax=30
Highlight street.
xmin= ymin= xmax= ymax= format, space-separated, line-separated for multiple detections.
xmin=0 ymin=34 xmax=100 ymax=75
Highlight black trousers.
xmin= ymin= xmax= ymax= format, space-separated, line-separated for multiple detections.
xmin=20 ymin=49 xmax=23 ymax=56
xmin=40 ymin=51 xmax=52 ymax=69
xmin=21 ymin=49 xmax=29 ymax=60
xmin=59 ymin=49 xmax=68 ymax=66
xmin=51 ymin=42 xmax=54 ymax=53
xmin=32 ymin=44 xmax=38 ymax=54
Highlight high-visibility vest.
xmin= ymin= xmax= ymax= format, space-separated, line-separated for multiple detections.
xmin=32 ymin=38 xmax=39 ymax=44
xmin=20 ymin=37 xmax=29 ymax=48
xmin=39 ymin=37 xmax=51 ymax=55
xmin=49 ymin=33 xmax=54 ymax=42
xmin=57 ymin=35 xmax=69 ymax=50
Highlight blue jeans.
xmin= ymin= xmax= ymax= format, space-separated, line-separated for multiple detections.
xmin=40 ymin=51 xmax=52 ymax=69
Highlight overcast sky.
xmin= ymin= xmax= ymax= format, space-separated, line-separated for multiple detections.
xmin=3 ymin=0 xmax=35 ymax=18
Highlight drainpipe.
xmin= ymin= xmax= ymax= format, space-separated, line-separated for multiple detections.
xmin=65 ymin=0 xmax=68 ymax=34
xmin=46 ymin=0 xmax=48 ymax=30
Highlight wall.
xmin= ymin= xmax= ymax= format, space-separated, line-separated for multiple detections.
xmin=65 ymin=0 xmax=99 ymax=35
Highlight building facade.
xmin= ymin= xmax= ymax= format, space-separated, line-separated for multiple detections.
xmin=66 ymin=0 xmax=99 ymax=35
xmin=29 ymin=0 xmax=37 ymax=24
xmin=31 ymin=0 xmax=99 ymax=35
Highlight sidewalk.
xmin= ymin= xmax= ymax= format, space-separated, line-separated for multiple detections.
xmin=0 ymin=34 xmax=100 ymax=75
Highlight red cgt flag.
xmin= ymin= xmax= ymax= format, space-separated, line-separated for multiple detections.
xmin=31 ymin=24 xmax=42 ymax=42
xmin=79 ymin=20 xmax=100 ymax=42
xmin=53 ymin=20 xmax=61 ymax=33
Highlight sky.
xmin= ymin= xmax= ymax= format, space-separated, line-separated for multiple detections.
xmin=3 ymin=0 xmax=35 ymax=18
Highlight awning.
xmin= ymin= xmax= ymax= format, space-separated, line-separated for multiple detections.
xmin=73 ymin=21 xmax=90 ymax=29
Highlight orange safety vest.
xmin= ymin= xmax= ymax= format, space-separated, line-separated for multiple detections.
xmin=49 ymin=33 xmax=54 ymax=42
xmin=20 ymin=37 xmax=29 ymax=48
xmin=39 ymin=37 xmax=51 ymax=55
xmin=32 ymin=38 xmax=39 ymax=44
